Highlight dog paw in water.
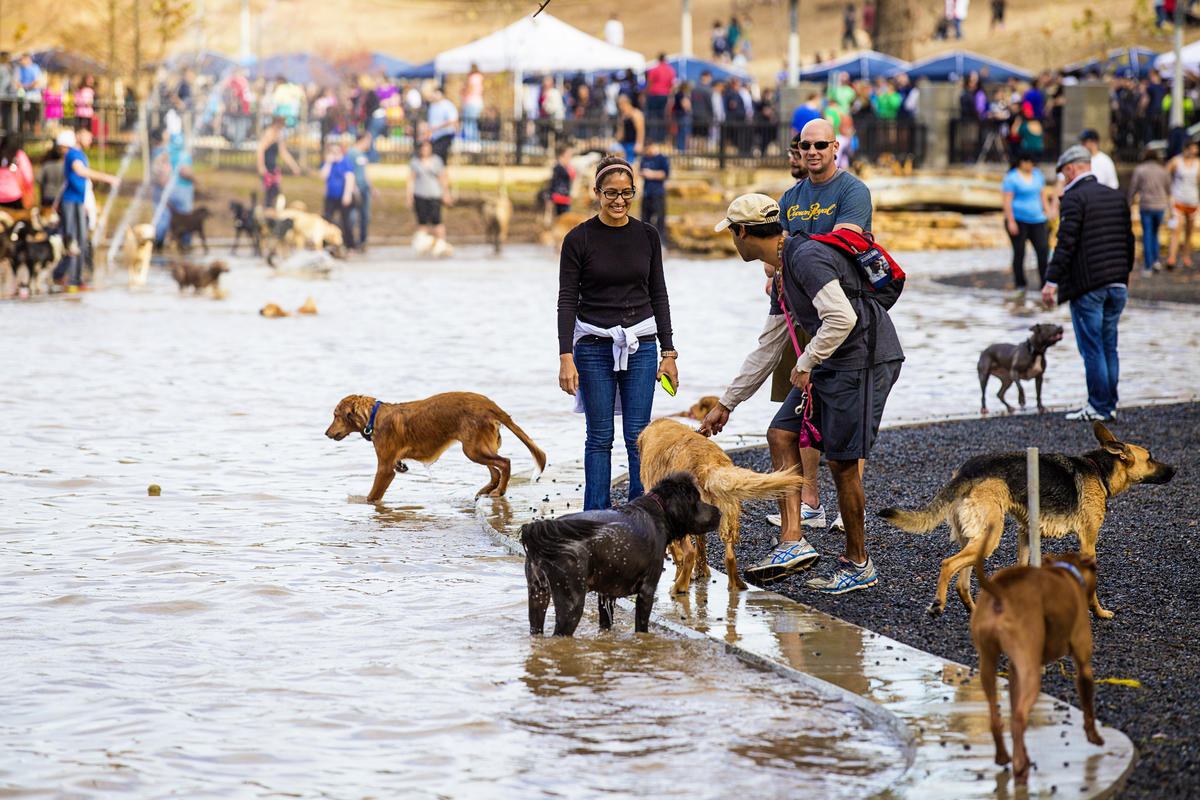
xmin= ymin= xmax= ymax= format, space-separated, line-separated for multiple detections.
xmin=394 ymin=461 xmax=408 ymax=473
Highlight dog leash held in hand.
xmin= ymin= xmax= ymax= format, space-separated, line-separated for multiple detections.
xmin=362 ymin=400 xmax=383 ymax=442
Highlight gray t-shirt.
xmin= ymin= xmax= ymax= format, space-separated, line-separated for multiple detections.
xmin=409 ymin=155 xmax=445 ymax=199
xmin=777 ymin=236 xmax=903 ymax=370
xmin=779 ymin=169 xmax=872 ymax=235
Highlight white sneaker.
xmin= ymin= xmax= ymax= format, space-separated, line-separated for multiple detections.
xmin=831 ymin=512 xmax=844 ymax=531
xmin=1065 ymin=404 xmax=1109 ymax=421
xmin=766 ymin=503 xmax=826 ymax=528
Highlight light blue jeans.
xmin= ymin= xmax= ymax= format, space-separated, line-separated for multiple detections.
xmin=574 ymin=338 xmax=658 ymax=510
xmin=1069 ymin=286 xmax=1127 ymax=417
xmin=1140 ymin=209 xmax=1164 ymax=271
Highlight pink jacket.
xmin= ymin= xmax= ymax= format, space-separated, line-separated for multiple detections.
xmin=0 ymin=150 xmax=34 ymax=204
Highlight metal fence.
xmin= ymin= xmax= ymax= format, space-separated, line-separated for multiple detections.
xmin=948 ymin=117 xmax=1064 ymax=166
xmin=183 ymin=114 xmax=928 ymax=173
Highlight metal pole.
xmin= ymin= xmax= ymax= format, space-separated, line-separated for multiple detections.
xmin=681 ymin=0 xmax=693 ymax=56
xmin=1172 ymin=0 xmax=1185 ymax=129
xmin=239 ymin=0 xmax=251 ymax=62
xmin=1027 ymin=447 xmax=1041 ymax=567
xmin=787 ymin=0 xmax=800 ymax=87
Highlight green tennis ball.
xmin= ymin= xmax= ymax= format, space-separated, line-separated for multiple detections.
xmin=148 ymin=485 xmax=161 ymax=496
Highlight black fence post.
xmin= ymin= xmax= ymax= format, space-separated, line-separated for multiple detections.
xmin=514 ymin=116 xmax=523 ymax=167
xmin=718 ymin=121 xmax=727 ymax=171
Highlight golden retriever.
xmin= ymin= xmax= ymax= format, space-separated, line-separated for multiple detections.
xmin=638 ymin=418 xmax=804 ymax=592
xmin=326 ymin=392 xmax=547 ymax=501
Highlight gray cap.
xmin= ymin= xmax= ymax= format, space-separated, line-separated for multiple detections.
xmin=1056 ymin=144 xmax=1092 ymax=171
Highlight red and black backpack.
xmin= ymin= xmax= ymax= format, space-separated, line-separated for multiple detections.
xmin=798 ymin=228 xmax=906 ymax=310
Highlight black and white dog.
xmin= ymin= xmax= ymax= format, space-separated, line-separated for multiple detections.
xmin=521 ymin=471 xmax=721 ymax=636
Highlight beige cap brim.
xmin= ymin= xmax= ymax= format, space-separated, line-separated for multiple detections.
xmin=714 ymin=218 xmax=733 ymax=232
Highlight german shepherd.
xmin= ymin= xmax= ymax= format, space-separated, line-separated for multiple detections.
xmin=638 ymin=418 xmax=804 ymax=593
xmin=879 ymin=421 xmax=1174 ymax=620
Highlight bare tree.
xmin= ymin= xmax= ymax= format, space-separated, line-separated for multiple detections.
xmin=873 ymin=0 xmax=914 ymax=61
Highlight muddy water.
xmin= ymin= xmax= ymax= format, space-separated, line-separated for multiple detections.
xmin=0 ymin=251 xmax=908 ymax=797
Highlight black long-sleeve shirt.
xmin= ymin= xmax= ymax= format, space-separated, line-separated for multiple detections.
xmin=557 ymin=216 xmax=674 ymax=355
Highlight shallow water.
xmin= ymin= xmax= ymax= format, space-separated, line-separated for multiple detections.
xmin=1 ymin=250 xmax=911 ymax=798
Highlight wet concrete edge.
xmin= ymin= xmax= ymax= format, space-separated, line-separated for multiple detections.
xmin=471 ymin=401 xmax=1182 ymax=799
xmin=472 ymin=489 xmax=921 ymax=785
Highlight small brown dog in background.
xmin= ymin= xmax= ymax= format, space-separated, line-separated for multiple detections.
xmin=638 ymin=418 xmax=803 ymax=592
xmin=167 ymin=205 xmax=212 ymax=253
xmin=325 ymin=393 xmax=547 ymax=501
xmin=971 ymin=549 xmax=1104 ymax=782
xmin=172 ymin=261 xmax=228 ymax=294
xmin=671 ymin=396 xmax=720 ymax=421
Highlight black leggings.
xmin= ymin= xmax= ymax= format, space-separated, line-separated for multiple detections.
xmin=1009 ymin=220 xmax=1049 ymax=289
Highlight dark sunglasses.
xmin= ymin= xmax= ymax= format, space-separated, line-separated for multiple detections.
xmin=798 ymin=140 xmax=836 ymax=151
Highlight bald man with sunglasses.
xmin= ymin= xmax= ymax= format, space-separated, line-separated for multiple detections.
xmin=701 ymin=117 xmax=874 ymax=584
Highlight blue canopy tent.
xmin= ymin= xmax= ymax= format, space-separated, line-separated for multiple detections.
xmin=798 ymin=50 xmax=910 ymax=82
xmin=654 ymin=54 xmax=751 ymax=84
xmin=156 ymin=49 xmax=242 ymax=78
xmin=888 ymin=50 xmax=1033 ymax=82
xmin=369 ymin=52 xmax=413 ymax=77
xmin=249 ymin=52 xmax=339 ymax=85
xmin=31 ymin=48 xmax=108 ymax=76
xmin=1063 ymin=47 xmax=1159 ymax=79
xmin=394 ymin=60 xmax=437 ymax=80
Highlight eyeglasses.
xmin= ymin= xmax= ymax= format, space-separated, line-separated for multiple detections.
xmin=798 ymin=140 xmax=837 ymax=151
xmin=601 ymin=188 xmax=637 ymax=201
xmin=788 ymin=148 xmax=803 ymax=158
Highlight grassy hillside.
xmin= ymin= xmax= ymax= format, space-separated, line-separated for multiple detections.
xmin=10 ymin=0 xmax=1184 ymax=84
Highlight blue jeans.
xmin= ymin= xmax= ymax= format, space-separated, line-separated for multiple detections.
xmin=463 ymin=101 xmax=483 ymax=142
xmin=1140 ymin=209 xmax=1164 ymax=270
xmin=55 ymin=201 xmax=89 ymax=285
xmin=574 ymin=337 xmax=658 ymax=510
xmin=366 ymin=115 xmax=386 ymax=163
xmin=1069 ymin=286 xmax=1127 ymax=417
xmin=675 ymin=116 xmax=692 ymax=152
xmin=355 ymin=191 xmax=371 ymax=246
xmin=154 ymin=181 xmax=195 ymax=245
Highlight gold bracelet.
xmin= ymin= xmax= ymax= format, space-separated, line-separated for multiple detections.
xmin=661 ymin=350 xmax=678 ymax=359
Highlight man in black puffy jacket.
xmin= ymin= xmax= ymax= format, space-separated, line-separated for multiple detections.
xmin=1042 ymin=145 xmax=1135 ymax=422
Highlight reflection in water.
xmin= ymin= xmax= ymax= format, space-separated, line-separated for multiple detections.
xmin=0 ymin=252 xmax=907 ymax=798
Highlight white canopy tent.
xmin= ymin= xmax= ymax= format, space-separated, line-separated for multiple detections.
xmin=1154 ymin=39 xmax=1200 ymax=73
xmin=434 ymin=12 xmax=646 ymax=115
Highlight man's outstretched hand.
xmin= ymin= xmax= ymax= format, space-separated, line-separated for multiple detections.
xmin=699 ymin=403 xmax=730 ymax=437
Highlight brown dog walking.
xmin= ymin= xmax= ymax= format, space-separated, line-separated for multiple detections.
xmin=326 ymin=393 xmax=546 ymax=501
xmin=971 ymin=549 xmax=1105 ymax=781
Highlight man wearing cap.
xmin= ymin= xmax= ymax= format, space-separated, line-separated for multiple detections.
xmin=702 ymin=118 xmax=873 ymax=575
xmin=1042 ymin=145 xmax=1134 ymax=422
xmin=714 ymin=193 xmax=902 ymax=594
xmin=54 ymin=128 xmax=120 ymax=291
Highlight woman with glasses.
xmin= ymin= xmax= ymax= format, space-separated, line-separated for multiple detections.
xmin=557 ymin=156 xmax=678 ymax=510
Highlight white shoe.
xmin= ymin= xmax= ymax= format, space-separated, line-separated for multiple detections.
xmin=1065 ymin=403 xmax=1109 ymax=421
xmin=831 ymin=512 xmax=845 ymax=532
xmin=766 ymin=503 xmax=826 ymax=528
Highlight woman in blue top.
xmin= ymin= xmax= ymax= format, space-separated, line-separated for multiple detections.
xmin=1000 ymin=150 xmax=1051 ymax=293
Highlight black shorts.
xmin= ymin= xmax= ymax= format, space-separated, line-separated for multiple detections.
xmin=414 ymin=196 xmax=442 ymax=226
xmin=770 ymin=360 xmax=902 ymax=461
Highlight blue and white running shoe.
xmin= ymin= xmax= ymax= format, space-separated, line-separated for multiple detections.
xmin=746 ymin=538 xmax=820 ymax=584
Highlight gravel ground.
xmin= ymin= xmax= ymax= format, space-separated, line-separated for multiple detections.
xmin=936 ymin=267 xmax=1200 ymax=305
xmin=620 ymin=403 xmax=1197 ymax=799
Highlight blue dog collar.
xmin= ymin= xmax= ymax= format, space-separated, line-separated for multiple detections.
xmin=362 ymin=400 xmax=382 ymax=442
xmin=1050 ymin=561 xmax=1086 ymax=588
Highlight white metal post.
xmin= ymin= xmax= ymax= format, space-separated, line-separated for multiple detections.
xmin=681 ymin=0 xmax=693 ymax=57
xmin=787 ymin=0 xmax=800 ymax=87
xmin=1027 ymin=447 xmax=1041 ymax=567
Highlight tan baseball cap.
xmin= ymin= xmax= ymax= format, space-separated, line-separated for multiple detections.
xmin=714 ymin=193 xmax=781 ymax=232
